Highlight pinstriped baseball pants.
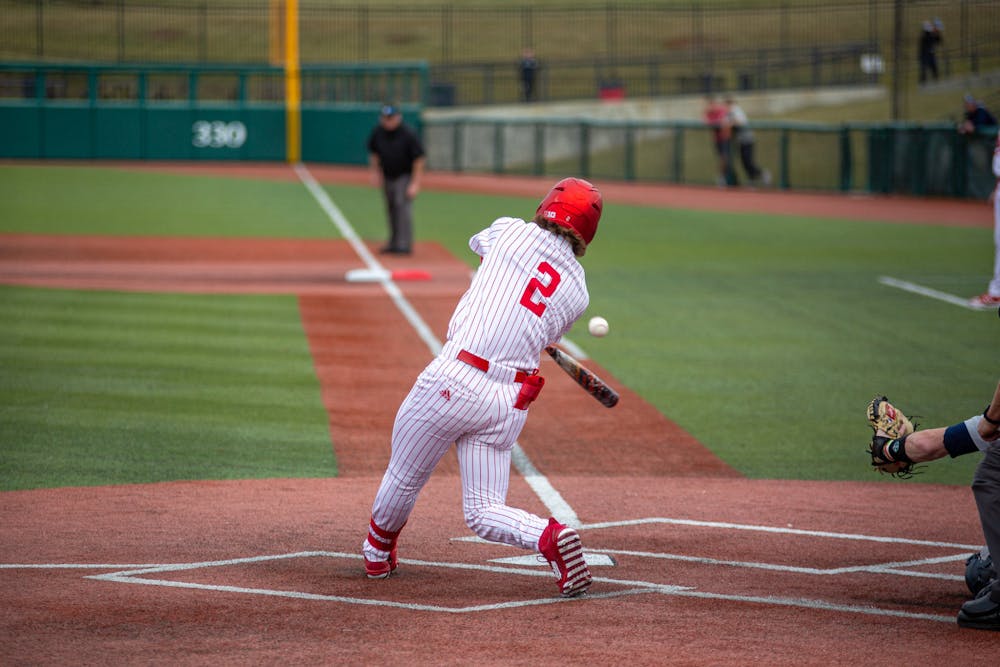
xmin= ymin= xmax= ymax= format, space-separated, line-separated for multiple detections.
xmin=364 ymin=352 xmax=549 ymax=560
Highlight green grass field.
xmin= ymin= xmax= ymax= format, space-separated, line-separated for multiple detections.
xmin=0 ymin=287 xmax=335 ymax=489
xmin=0 ymin=164 xmax=995 ymax=490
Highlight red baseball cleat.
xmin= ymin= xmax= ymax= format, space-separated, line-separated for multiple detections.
xmin=970 ymin=293 xmax=1000 ymax=309
xmin=364 ymin=545 xmax=398 ymax=579
xmin=538 ymin=517 xmax=592 ymax=597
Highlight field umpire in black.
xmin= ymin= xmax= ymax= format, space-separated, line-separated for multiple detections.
xmin=367 ymin=103 xmax=426 ymax=255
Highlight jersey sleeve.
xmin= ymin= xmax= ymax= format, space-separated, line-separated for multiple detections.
xmin=993 ymin=139 xmax=1000 ymax=179
xmin=469 ymin=217 xmax=520 ymax=258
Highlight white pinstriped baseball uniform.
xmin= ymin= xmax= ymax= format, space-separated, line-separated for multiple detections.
xmin=364 ymin=216 xmax=589 ymax=559
xmin=989 ymin=137 xmax=1000 ymax=296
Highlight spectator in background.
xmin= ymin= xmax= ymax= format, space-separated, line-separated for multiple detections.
xmin=703 ymin=95 xmax=734 ymax=187
xmin=725 ymin=96 xmax=771 ymax=187
xmin=519 ymin=48 xmax=539 ymax=102
xmin=959 ymin=94 xmax=999 ymax=135
xmin=918 ymin=19 xmax=943 ymax=85
xmin=367 ymin=103 xmax=426 ymax=255
xmin=969 ymin=134 xmax=1000 ymax=309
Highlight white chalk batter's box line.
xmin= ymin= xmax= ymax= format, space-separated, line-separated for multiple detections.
xmin=2 ymin=517 xmax=980 ymax=622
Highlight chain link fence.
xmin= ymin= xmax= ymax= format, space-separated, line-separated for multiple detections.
xmin=2 ymin=0 xmax=998 ymax=105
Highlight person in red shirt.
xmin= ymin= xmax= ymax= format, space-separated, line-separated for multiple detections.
xmin=703 ymin=95 xmax=734 ymax=186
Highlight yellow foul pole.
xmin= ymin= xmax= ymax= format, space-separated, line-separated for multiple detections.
xmin=284 ymin=0 xmax=301 ymax=163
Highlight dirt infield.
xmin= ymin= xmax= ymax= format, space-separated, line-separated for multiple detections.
xmin=1 ymin=164 xmax=995 ymax=665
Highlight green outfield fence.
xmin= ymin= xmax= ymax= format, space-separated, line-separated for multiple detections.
xmin=2 ymin=61 xmax=996 ymax=199
xmin=0 ymin=61 xmax=427 ymax=163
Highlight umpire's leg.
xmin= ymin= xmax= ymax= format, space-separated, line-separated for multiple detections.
xmin=972 ymin=445 xmax=1000 ymax=602
xmin=384 ymin=175 xmax=412 ymax=253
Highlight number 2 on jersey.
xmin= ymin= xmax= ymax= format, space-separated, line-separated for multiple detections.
xmin=519 ymin=262 xmax=561 ymax=316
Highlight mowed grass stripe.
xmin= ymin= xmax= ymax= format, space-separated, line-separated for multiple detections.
xmin=0 ymin=166 xmax=336 ymax=238
xmin=0 ymin=286 xmax=335 ymax=490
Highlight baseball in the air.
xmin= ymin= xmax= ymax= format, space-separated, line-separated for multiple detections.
xmin=588 ymin=316 xmax=609 ymax=337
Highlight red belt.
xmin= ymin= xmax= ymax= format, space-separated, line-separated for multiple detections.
xmin=457 ymin=349 xmax=531 ymax=383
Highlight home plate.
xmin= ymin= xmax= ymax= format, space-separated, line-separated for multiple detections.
xmin=489 ymin=553 xmax=617 ymax=567
xmin=345 ymin=268 xmax=432 ymax=282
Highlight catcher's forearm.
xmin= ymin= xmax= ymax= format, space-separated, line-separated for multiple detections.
xmin=898 ymin=429 xmax=949 ymax=463
xmin=977 ymin=380 xmax=1000 ymax=441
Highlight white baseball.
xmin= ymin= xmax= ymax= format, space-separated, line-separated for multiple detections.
xmin=588 ymin=316 xmax=609 ymax=337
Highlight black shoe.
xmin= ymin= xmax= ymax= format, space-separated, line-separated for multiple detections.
xmin=957 ymin=588 xmax=1000 ymax=631
xmin=379 ymin=246 xmax=411 ymax=255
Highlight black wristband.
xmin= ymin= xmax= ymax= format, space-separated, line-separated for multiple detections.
xmin=884 ymin=437 xmax=912 ymax=463
xmin=983 ymin=406 xmax=1000 ymax=426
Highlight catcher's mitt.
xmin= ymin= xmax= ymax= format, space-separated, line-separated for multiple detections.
xmin=866 ymin=396 xmax=920 ymax=478
xmin=866 ymin=395 xmax=915 ymax=439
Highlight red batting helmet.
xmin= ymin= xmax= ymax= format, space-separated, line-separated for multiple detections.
xmin=536 ymin=177 xmax=603 ymax=250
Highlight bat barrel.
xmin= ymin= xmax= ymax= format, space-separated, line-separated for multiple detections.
xmin=545 ymin=346 xmax=619 ymax=408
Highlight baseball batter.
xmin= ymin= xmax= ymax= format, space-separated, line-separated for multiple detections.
xmin=362 ymin=178 xmax=603 ymax=597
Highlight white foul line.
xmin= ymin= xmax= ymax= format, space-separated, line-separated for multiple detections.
xmin=63 ymin=544 xmax=956 ymax=622
xmin=580 ymin=516 xmax=983 ymax=550
xmin=878 ymin=276 xmax=979 ymax=310
xmin=294 ymin=163 xmax=440 ymax=355
xmin=79 ymin=551 xmax=652 ymax=614
xmin=293 ymin=163 xmax=579 ymax=527
xmin=7 ymin=516 xmax=978 ymax=621
xmin=468 ymin=516 xmax=976 ymax=582
xmin=583 ymin=547 xmax=966 ymax=581
xmin=666 ymin=589 xmax=953 ymax=623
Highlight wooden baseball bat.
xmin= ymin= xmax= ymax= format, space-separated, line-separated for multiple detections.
xmin=544 ymin=345 xmax=619 ymax=408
